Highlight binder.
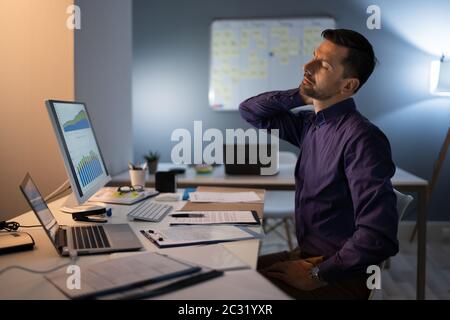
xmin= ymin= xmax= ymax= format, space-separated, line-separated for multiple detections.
xmin=140 ymin=225 xmax=263 ymax=248
xmin=45 ymin=252 xmax=209 ymax=299
xmin=101 ymin=268 xmax=224 ymax=300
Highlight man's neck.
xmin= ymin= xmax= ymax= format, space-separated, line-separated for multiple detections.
xmin=313 ymin=95 xmax=352 ymax=114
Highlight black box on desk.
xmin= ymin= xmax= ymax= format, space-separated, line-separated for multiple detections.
xmin=155 ymin=171 xmax=177 ymax=193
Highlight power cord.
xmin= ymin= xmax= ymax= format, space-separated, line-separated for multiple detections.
xmin=0 ymin=262 xmax=72 ymax=276
xmin=0 ymin=250 xmax=78 ymax=276
xmin=0 ymin=221 xmax=41 ymax=232
xmin=44 ymin=179 xmax=71 ymax=203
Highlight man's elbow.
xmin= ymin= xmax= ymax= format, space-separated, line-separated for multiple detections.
xmin=389 ymin=240 xmax=399 ymax=257
xmin=381 ymin=238 xmax=399 ymax=261
xmin=238 ymin=101 xmax=251 ymax=122
xmin=238 ymin=100 xmax=247 ymax=112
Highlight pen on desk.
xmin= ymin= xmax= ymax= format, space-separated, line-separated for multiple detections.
xmin=170 ymin=213 xmax=205 ymax=218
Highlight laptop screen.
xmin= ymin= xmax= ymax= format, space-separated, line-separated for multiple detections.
xmin=20 ymin=173 xmax=59 ymax=245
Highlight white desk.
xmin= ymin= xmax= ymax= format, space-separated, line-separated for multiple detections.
xmin=0 ymin=195 xmax=289 ymax=300
xmin=113 ymin=164 xmax=429 ymax=300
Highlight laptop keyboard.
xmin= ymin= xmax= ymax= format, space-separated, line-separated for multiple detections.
xmin=127 ymin=201 xmax=172 ymax=222
xmin=72 ymin=225 xmax=111 ymax=249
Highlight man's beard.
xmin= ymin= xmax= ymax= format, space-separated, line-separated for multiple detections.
xmin=300 ymin=83 xmax=333 ymax=101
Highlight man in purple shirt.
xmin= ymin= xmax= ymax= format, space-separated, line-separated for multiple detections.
xmin=239 ymin=29 xmax=399 ymax=299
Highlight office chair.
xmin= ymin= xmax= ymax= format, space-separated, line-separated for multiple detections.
xmin=369 ymin=189 xmax=414 ymax=300
xmin=263 ymin=151 xmax=297 ymax=250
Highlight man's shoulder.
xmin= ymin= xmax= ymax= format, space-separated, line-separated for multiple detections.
xmin=342 ymin=112 xmax=392 ymax=153
xmin=346 ymin=111 xmax=387 ymax=138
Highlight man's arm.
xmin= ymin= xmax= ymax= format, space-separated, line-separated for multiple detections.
xmin=239 ymin=88 xmax=311 ymax=147
xmin=317 ymin=127 xmax=400 ymax=282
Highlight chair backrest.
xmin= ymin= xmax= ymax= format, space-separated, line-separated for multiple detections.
xmin=368 ymin=189 xmax=414 ymax=300
xmin=393 ymin=189 xmax=414 ymax=221
xmin=279 ymin=151 xmax=297 ymax=165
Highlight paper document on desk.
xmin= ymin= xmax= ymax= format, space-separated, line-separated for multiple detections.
xmin=140 ymin=225 xmax=262 ymax=248
xmin=162 ymin=244 xmax=251 ymax=271
xmin=45 ymin=252 xmax=201 ymax=299
xmin=170 ymin=210 xmax=260 ymax=226
xmin=188 ymin=191 xmax=261 ymax=203
xmin=89 ymin=187 xmax=158 ymax=205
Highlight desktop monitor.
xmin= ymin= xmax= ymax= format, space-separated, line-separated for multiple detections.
xmin=45 ymin=100 xmax=111 ymax=205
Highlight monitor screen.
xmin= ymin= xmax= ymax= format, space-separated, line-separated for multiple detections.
xmin=45 ymin=100 xmax=110 ymax=204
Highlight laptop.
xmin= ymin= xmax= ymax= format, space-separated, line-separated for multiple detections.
xmin=19 ymin=173 xmax=143 ymax=256
xmin=223 ymin=144 xmax=279 ymax=175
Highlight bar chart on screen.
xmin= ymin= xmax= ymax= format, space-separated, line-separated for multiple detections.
xmin=76 ymin=151 xmax=104 ymax=187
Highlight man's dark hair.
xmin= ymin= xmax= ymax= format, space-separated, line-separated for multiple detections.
xmin=321 ymin=29 xmax=377 ymax=93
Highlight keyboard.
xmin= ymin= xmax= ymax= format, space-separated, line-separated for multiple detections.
xmin=72 ymin=225 xmax=111 ymax=249
xmin=127 ymin=201 xmax=173 ymax=222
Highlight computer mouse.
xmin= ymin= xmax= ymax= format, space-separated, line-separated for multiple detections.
xmin=154 ymin=193 xmax=180 ymax=202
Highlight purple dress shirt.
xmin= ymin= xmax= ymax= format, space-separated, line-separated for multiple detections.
xmin=239 ymin=89 xmax=399 ymax=282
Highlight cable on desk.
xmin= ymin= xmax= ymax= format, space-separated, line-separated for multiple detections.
xmin=0 ymin=221 xmax=41 ymax=231
xmin=44 ymin=179 xmax=71 ymax=202
xmin=0 ymin=250 xmax=78 ymax=276
xmin=0 ymin=262 xmax=71 ymax=276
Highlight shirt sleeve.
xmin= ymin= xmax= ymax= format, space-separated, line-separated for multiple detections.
xmin=239 ymin=89 xmax=309 ymax=147
xmin=317 ymin=126 xmax=400 ymax=282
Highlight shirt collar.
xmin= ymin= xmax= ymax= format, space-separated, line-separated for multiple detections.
xmin=314 ymin=98 xmax=356 ymax=127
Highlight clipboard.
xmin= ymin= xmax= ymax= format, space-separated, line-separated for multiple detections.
xmin=169 ymin=210 xmax=261 ymax=226
xmin=140 ymin=225 xmax=262 ymax=248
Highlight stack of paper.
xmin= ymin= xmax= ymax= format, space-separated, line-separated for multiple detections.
xmin=162 ymin=244 xmax=250 ymax=271
xmin=188 ymin=191 xmax=261 ymax=203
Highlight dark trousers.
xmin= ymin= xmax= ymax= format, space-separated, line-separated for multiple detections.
xmin=257 ymin=249 xmax=370 ymax=300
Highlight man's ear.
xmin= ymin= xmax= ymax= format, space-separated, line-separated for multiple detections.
xmin=342 ymin=78 xmax=360 ymax=94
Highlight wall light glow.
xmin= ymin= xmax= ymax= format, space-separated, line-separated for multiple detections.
xmin=430 ymin=60 xmax=450 ymax=96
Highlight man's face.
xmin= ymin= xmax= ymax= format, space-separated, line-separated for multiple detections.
xmin=300 ymin=39 xmax=350 ymax=101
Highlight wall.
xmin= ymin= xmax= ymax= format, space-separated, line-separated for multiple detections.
xmin=133 ymin=0 xmax=450 ymax=221
xmin=75 ymin=0 xmax=133 ymax=176
xmin=0 ymin=0 xmax=74 ymax=220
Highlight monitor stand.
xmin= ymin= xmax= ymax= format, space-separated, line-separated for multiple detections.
xmin=60 ymin=193 xmax=105 ymax=214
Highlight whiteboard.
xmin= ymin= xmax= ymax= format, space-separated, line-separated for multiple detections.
xmin=209 ymin=17 xmax=336 ymax=111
